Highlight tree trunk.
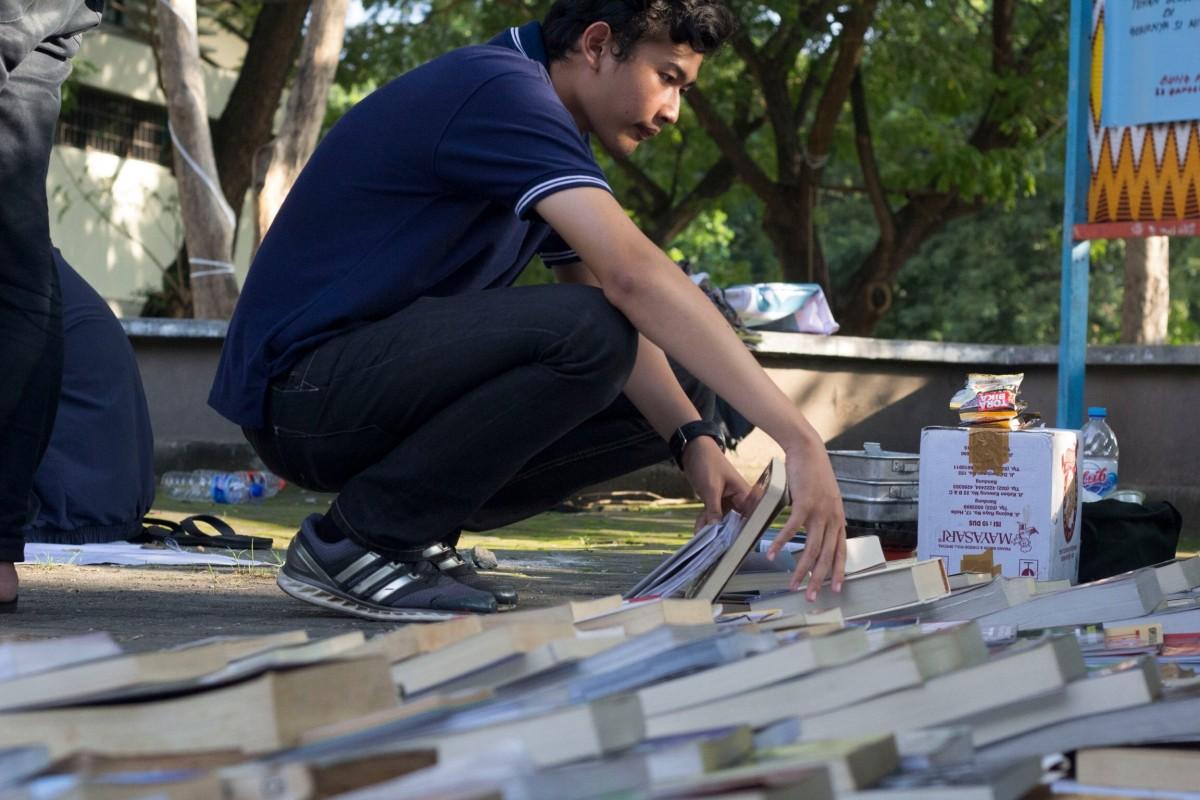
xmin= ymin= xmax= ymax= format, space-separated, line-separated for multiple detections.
xmin=213 ymin=1 xmax=310 ymax=213
xmin=255 ymin=0 xmax=350 ymax=250
xmin=157 ymin=0 xmax=239 ymax=319
xmin=1121 ymin=236 xmax=1170 ymax=344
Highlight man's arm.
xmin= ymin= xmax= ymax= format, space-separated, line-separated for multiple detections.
xmin=553 ymin=261 xmax=751 ymax=528
xmin=537 ymin=188 xmax=847 ymax=598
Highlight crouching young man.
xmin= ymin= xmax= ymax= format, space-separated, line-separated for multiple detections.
xmin=209 ymin=0 xmax=847 ymax=620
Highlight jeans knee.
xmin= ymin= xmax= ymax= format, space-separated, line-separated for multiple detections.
xmin=558 ymin=285 xmax=637 ymax=391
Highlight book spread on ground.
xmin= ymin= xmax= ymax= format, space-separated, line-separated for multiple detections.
xmin=0 ymin=656 xmax=396 ymax=759
xmin=626 ymin=458 xmax=787 ymax=603
xmin=1075 ymin=745 xmax=1200 ymax=794
xmin=748 ymin=558 xmax=950 ymax=619
xmin=644 ymin=641 xmax=927 ymax=739
xmin=798 ymin=634 xmax=1086 ymax=742
xmin=963 ymin=655 xmax=1162 ymax=747
xmin=726 ymin=535 xmax=887 ymax=594
xmin=840 ymin=756 xmax=1043 ymax=800
xmin=976 ymin=568 xmax=1165 ymax=630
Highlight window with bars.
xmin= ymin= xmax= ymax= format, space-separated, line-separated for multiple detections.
xmin=55 ymin=85 xmax=172 ymax=167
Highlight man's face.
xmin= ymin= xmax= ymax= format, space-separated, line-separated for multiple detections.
xmin=585 ymin=35 xmax=704 ymax=157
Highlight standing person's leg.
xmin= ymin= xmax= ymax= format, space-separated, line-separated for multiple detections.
xmin=0 ymin=2 xmax=104 ymax=606
xmin=250 ymin=283 xmax=639 ymax=618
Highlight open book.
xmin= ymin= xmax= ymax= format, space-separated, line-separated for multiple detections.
xmin=625 ymin=458 xmax=787 ymax=603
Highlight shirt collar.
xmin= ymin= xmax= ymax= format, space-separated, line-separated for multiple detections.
xmin=491 ymin=21 xmax=549 ymax=69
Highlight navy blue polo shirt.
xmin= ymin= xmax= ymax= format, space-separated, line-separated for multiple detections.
xmin=209 ymin=22 xmax=607 ymax=428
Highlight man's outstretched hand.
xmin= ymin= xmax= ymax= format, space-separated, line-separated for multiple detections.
xmin=766 ymin=438 xmax=847 ymax=600
xmin=682 ymin=436 xmax=752 ymax=533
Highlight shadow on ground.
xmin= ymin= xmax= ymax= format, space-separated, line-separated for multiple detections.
xmin=9 ymin=487 xmax=699 ymax=650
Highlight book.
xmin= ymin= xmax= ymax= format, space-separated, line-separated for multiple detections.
xmin=650 ymin=759 xmax=835 ymax=800
xmin=964 ymin=655 xmax=1162 ymax=747
xmin=748 ymin=559 xmax=950 ymax=620
xmin=635 ymin=628 xmax=870 ymax=717
xmin=433 ymin=633 xmax=626 ymax=694
xmin=725 ymin=536 xmax=887 ymax=594
xmin=978 ymin=684 xmax=1200 ymax=762
xmin=753 ymin=735 xmax=899 ymax=792
xmin=396 ymin=693 xmax=644 ymax=769
xmin=866 ymin=578 xmax=1033 ymax=624
xmin=865 ymin=622 xmax=989 ymax=679
xmin=894 ymin=727 xmax=975 ymax=771
xmin=1075 ymin=746 xmax=1200 ymax=794
xmin=391 ymin=623 xmax=579 ymax=695
xmin=798 ymin=635 xmax=1086 ymax=741
xmin=626 ymin=458 xmax=787 ymax=603
xmin=947 ymin=572 xmax=994 ymax=591
xmin=481 ymin=595 xmax=624 ymax=628
xmin=573 ymin=598 xmax=716 ymax=635
xmin=644 ymin=641 xmax=926 ymax=739
xmin=0 ymin=655 xmax=397 ymax=759
xmin=0 ymin=636 xmax=243 ymax=712
xmin=1106 ymin=602 xmax=1200 ymax=636
xmin=975 ymin=568 xmax=1164 ymax=631
xmin=0 ymin=746 xmax=51 ymax=790
xmin=840 ymin=756 xmax=1043 ymax=800
xmin=1154 ymin=556 xmax=1200 ymax=596
xmin=0 ymin=633 xmax=121 ymax=683
xmin=0 ymin=630 xmax=320 ymax=712
xmin=638 ymin=725 xmax=755 ymax=784
xmin=350 ymin=617 xmax=486 ymax=663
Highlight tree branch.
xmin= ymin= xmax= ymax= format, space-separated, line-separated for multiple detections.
xmin=805 ymin=0 xmax=877 ymax=163
xmin=686 ymin=87 xmax=777 ymax=202
xmin=850 ymin=67 xmax=894 ymax=249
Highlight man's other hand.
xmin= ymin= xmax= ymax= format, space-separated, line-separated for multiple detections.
xmin=767 ymin=439 xmax=847 ymax=600
xmin=682 ymin=437 xmax=751 ymax=533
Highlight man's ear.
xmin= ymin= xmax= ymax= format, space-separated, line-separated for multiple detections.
xmin=578 ymin=21 xmax=614 ymax=71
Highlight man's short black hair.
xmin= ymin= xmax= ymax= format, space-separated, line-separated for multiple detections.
xmin=542 ymin=0 xmax=736 ymax=62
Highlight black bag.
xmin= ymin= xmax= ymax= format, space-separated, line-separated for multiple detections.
xmin=1077 ymin=499 xmax=1183 ymax=584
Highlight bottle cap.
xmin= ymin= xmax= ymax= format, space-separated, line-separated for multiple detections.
xmin=1087 ymin=406 xmax=1107 ymax=418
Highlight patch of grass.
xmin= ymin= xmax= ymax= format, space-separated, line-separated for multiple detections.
xmin=149 ymin=486 xmax=704 ymax=554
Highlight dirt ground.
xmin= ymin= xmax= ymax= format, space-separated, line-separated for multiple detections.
xmin=8 ymin=549 xmax=667 ymax=651
xmin=5 ymin=489 xmax=694 ymax=650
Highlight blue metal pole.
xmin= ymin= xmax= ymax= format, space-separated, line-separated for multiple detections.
xmin=1057 ymin=0 xmax=1094 ymax=429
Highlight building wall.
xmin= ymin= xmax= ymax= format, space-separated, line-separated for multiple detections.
xmin=125 ymin=323 xmax=1200 ymax=524
xmin=47 ymin=25 xmax=257 ymax=316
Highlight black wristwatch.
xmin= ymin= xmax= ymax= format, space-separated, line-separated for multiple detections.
xmin=669 ymin=420 xmax=726 ymax=469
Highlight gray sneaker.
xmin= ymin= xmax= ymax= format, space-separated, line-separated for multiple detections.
xmin=277 ymin=515 xmax=497 ymax=621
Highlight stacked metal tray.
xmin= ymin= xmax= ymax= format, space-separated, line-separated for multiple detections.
xmin=828 ymin=442 xmax=920 ymax=523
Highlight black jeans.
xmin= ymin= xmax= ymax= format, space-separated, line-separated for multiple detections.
xmin=0 ymin=1 xmax=103 ymax=563
xmin=245 ymin=284 xmax=716 ymax=554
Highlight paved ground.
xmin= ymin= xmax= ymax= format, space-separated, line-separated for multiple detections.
xmin=6 ymin=487 xmax=697 ymax=650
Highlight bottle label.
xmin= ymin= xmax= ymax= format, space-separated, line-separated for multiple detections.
xmin=1081 ymin=460 xmax=1118 ymax=497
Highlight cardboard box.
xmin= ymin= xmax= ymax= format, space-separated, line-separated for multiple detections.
xmin=917 ymin=427 xmax=1082 ymax=583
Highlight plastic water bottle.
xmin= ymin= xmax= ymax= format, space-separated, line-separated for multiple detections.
xmin=1081 ymin=407 xmax=1119 ymax=502
xmin=160 ymin=470 xmax=286 ymax=504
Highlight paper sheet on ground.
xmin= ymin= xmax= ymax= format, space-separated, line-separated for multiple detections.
xmin=23 ymin=542 xmax=274 ymax=568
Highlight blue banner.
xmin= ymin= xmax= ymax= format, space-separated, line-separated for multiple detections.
xmin=1103 ymin=0 xmax=1200 ymax=127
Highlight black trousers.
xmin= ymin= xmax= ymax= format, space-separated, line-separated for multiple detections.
xmin=245 ymin=284 xmax=716 ymax=554
xmin=0 ymin=1 xmax=103 ymax=562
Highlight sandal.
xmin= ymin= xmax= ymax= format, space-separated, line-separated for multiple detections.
xmin=133 ymin=515 xmax=275 ymax=551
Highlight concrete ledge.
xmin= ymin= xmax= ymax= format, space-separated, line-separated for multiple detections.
xmin=751 ymin=331 xmax=1200 ymax=366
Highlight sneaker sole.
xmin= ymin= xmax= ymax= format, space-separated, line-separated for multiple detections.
xmin=276 ymin=571 xmax=461 ymax=623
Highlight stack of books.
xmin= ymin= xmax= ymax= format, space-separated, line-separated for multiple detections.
xmin=2 ymin=458 xmax=1198 ymax=799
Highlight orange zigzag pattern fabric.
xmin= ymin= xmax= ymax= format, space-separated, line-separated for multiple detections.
xmin=1088 ymin=1 xmax=1200 ymax=224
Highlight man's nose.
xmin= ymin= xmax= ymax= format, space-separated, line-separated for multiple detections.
xmin=656 ymin=88 xmax=681 ymax=126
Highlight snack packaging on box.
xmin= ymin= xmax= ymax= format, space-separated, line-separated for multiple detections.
xmin=917 ymin=426 xmax=1082 ymax=583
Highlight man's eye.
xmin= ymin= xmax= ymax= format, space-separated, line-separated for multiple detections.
xmin=659 ymin=72 xmax=674 ymax=83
